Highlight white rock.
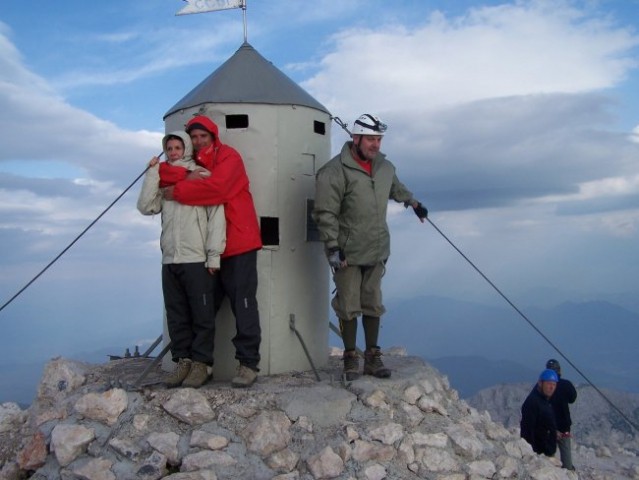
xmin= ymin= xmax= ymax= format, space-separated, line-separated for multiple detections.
xmin=411 ymin=431 xmax=448 ymax=448
xmin=164 ymin=471 xmax=218 ymax=480
xmin=447 ymin=424 xmax=485 ymax=458
xmin=415 ymin=446 xmax=459 ymax=472
xmin=351 ymin=440 xmax=395 ymax=463
xmin=0 ymin=403 xmax=26 ymax=433
xmin=71 ymin=458 xmax=116 ymax=480
xmin=147 ymin=431 xmax=180 ymax=466
xmin=403 ymin=385 xmax=423 ymax=405
xmin=190 ymin=430 xmax=229 ymax=450
xmin=242 ymin=411 xmax=292 ymax=457
xmin=50 ymin=423 xmax=95 ymax=467
xmin=181 ymin=451 xmax=237 ymax=471
xmin=363 ymin=463 xmax=386 ymax=480
xmin=467 ymin=459 xmax=496 ymax=477
xmin=364 ymin=390 xmax=390 ymax=411
xmin=162 ymin=389 xmax=215 ymax=425
xmin=368 ymin=422 xmax=404 ymax=445
xmin=306 ymin=446 xmax=344 ymax=480
xmin=266 ymin=448 xmax=300 ymax=473
xmin=74 ymin=388 xmax=128 ymax=426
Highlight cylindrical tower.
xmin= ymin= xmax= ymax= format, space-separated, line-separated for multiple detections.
xmin=162 ymin=43 xmax=331 ymax=379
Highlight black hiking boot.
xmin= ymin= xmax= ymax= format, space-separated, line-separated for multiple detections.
xmin=363 ymin=347 xmax=391 ymax=378
xmin=342 ymin=350 xmax=360 ymax=381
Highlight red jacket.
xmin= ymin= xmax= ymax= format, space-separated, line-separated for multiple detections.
xmin=165 ymin=116 xmax=262 ymax=258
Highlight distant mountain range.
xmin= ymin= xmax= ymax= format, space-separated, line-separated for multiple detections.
xmin=381 ymin=295 xmax=639 ymax=396
xmin=2 ymin=296 xmax=638 ymax=406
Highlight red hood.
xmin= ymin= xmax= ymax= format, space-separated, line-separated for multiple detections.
xmin=186 ymin=115 xmax=222 ymax=149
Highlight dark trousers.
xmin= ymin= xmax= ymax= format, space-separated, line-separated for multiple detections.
xmin=215 ymin=250 xmax=261 ymax=369
xmin=162 ymin=262 xmax=217 ymax=365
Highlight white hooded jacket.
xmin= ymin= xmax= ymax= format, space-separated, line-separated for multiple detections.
xmin=136 ymin=131 xmax=226 ymax=269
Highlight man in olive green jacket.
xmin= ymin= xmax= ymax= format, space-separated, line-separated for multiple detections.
xmin=313 ymin=114 xmax=428 ymax=380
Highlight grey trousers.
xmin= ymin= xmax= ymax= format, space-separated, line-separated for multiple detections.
xmin=331 ymin=262 xmax=386 ymax=320
xmin=557 ymin=435 xmax=574 ymax=470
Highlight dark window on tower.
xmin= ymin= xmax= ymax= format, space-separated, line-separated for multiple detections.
xmin=313 ymin=120 xmax=326 ymax=135
xmin=226 ymin=114 xmax=249 ymax=129
xmin=260 ymin=217 xmax=279 ymax=246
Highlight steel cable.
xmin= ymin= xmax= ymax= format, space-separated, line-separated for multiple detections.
xmin=427 ymin=217 xmax=638 ymax=432
xmin=0 ymin=159 xmax=158 ymax=314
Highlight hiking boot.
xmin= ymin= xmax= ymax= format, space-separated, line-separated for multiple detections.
xmin=165 ymin=358 xmax=192 ymax=388
xmin=181 ymin=361 xmax=211 ymax=388
xmin=363 ymin=347 xmax=391 ymax=378
xmin=231 ymin=365 xmax=257 ymax=388
xmin=342 ymin=350 xmax=360 ymax=381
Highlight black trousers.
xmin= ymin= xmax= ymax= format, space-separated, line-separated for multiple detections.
xmin=162 ymin=262 xmax=217 ymax=365
xmin=215 ymin=250 xmax=261 ymax=369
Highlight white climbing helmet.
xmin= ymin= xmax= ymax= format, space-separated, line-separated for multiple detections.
xmin=351 ymin=114 xmax=387 ymax=136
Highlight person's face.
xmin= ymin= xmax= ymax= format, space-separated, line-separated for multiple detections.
xmin=354 ymin=134 xmax=383 ymax=161
xmin=189 ymin=128 xmax=214 ymax=152
xmin=539 ymin=380 xmax=557 ymax=398
xmin=165 ymin=138 xmax=185 ymax=162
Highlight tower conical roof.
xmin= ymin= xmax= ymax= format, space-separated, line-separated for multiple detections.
xmin=164 ymin=42 xmax=329 ymax=118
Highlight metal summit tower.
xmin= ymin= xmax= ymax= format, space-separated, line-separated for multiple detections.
xmin=162 ymin=42 xmax=332 ymax=379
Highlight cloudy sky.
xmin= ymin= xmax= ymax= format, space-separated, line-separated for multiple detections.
xmin=1 ymin=0 xmax=639 ymax=364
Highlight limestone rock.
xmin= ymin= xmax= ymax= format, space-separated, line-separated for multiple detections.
xmin=50 ymin=423 xmax=95 ymax=467
xmin=0 ymin=404 xmax=26 ymax=434
xmin=71 ymin=457 xmax=116 ymax=480
xmin=73 ymin=388 xmax=128 ymax=426
xmin=37 ymin=358 xmax=88 ymax=403
xmin=242 ymin=410 xmax=292 ymax=457
xmin=180 ymin=450 xmax=237 ymax=471
xmin=1 ymin=354 xmax=628 ymax=480
xmin=147 ymin=431 xmax=181 ymax=465
xmin=162 ymin=389 xmax=215 ymax=425
xmin=190 ymin=430 xmax=229 ymax=450
xmin=306 ymin=446 xmax=344 ymax=479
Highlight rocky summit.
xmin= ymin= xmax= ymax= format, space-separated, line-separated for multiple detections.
xmin=0 ymin=351 xmax=581 ymax=480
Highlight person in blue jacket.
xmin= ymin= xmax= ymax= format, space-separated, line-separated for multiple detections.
xmin=520 ymin=369 xmax=559 ymax=456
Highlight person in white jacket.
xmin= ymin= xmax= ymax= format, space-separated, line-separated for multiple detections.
xmin=137 ymin=131 xmax=225 ymax=388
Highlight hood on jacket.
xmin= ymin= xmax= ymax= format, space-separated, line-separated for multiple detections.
xmin=185 ymin=115 xmax=221 ymax=149
xmin=162 ymin=130 xmax=193 ymax=162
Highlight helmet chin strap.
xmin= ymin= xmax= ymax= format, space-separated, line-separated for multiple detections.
xmin=353 ymin=137 xmax=367 ymax=161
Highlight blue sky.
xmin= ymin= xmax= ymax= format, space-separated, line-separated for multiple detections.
xmin=1 ymin=0 xmax=639 ymax=365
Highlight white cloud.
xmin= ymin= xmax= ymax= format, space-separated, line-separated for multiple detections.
xmin=303 ymin=1 xmax=639 ymax=117
xmin=1 ymin=0 xmax=639 ymax=369
xmin=50 ymin=23 xmax=241 ymax=90
xmin=0 ymin=27 xmax=161 ymax=181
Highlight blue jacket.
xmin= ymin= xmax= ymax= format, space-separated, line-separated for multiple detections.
xmin=520 ymin=386 xmax=557 ymax=456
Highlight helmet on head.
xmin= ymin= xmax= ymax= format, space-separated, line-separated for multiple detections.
xmin=351 ymin=114 xmax=387 ymax=136
xmin=546 ymin=359 xmax=561 ymax=373
xmin=539 ymin=369 xmax=559 ymax=383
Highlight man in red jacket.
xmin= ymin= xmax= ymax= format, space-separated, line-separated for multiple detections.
xmin=163 ymin=115 xmax=262 ymax=387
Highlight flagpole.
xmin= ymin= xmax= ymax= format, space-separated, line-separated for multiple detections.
xmin=242 ymin=0 xmax=248 ymax=43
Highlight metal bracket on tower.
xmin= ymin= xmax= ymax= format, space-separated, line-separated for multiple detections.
xmin=289 ymin=314 xmax=321 ymax=381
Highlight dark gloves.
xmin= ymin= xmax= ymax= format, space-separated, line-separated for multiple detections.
xmin=327 ymin=247 xmax=345 ymax=270
xmin=405 ymin=200 xmax=428 ymax=220
xmin=413 ymin=202 xmax=428 ymax=220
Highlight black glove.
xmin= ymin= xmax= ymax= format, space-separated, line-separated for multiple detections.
xmin=327 ymin=247 xmax=344 ymax=270
xmin=413 ymin=202 xmax=428 ymax=220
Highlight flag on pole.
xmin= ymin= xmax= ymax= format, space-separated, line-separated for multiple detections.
xmin=176 ymin=0 xmax=244 ymax=16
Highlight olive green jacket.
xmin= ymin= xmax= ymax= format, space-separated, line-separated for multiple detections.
xmin=312 ymin=142 xmax=415 ymax=266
